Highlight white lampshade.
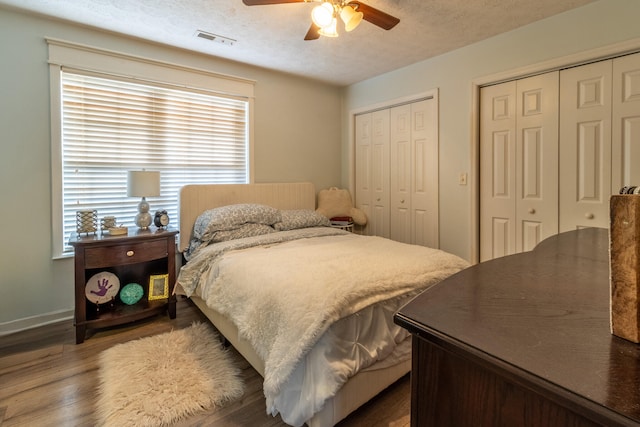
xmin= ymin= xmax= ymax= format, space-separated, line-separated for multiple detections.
xmin=311 ymin=2 xmax=334 ymax=28
xmin=127 ymin=171 xmax=160 ymax=197
xmin=318 ymin=17 xmax=339 ymax=37
xmin=340 ymin=5 xmax=363 ymax=32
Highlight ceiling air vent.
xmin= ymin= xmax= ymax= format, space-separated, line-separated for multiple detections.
xmin=194 ymin=30 xmax=236 ymax=46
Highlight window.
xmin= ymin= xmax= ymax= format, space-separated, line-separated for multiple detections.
xmin=49 ymin=39 xmax=255 ymax=257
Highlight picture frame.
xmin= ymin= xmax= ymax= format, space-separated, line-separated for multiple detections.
xmin=148 ymin=274 xmax=169 ymax=300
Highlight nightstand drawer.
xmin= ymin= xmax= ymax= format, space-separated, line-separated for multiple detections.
xmin=84 ymin=239 xmax=168 ymax=268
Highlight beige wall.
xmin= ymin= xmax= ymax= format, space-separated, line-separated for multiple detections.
xmin=0 ymin=7 xmax=342 ymax=328
xmin=342 ymin=0 xmax=640 ymax=261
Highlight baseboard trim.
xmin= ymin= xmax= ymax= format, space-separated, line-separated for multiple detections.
xmin=0 ymin=309 xmax=73 ymax=336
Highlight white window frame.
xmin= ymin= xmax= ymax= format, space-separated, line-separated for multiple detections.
xmin=48 ymin=38 xmax=255 ymax=258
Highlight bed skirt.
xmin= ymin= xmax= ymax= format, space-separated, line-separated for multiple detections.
xmin=189 ymin=296 xmax=411 ymax=427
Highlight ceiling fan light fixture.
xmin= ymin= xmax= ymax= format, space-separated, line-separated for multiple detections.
xmin=242 ymin=0 xmax=400 ymax=41
xmin=340 ymin=5 xmax=363 ymax=32
xmin=318 ymin=18 xmax=338 ymax=37
xmin=318 ymin=17 xmax=339 ymax=37
xmin=311 ymin=2 xmax=334 ymax=28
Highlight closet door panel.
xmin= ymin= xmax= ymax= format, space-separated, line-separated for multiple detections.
xmin=521 ymin=221 xmax=542 ymax=252
xmin=480 ymin=82 xmax=517 ymax=261
xmin=560 ymin=61 xmax=612 ymax=232
xmin=578 ymin=121 xmax=605 ymax=200
xmin=515 ymin=71 xmax=559 ymax=252
xmin=411 ymin=98 xmax=439 ymax=248
xmin=491 ymin=218 xmax=510 ymax=258
xmin=390 ymin=104 xmax=412 ymax=243
xmin=613 ymin=52 xmax=640 ymax=191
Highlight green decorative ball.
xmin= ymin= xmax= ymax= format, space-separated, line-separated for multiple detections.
xmin=120 ymin=283 xmax=144 ymax=305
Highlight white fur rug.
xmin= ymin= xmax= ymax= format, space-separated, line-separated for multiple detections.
xmin=96 ymin=322 xmax=244 ymax=427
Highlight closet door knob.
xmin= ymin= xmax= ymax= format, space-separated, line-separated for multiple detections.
xmin=400 ymin=199 xmax=405 ymax=204
xmin=528 ymin=208 xmax=535 ymax=214
xmin=585 ymin=213 xmax=594 ymax=220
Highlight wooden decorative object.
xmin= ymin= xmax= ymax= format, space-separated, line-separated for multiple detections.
xmin=609 ymin=195 xmax=640 ymax=343
xmin=76 ymin=209 xmax=98 ymax=235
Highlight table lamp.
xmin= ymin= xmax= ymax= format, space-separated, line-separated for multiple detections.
xmin=127 ymin=170 xmax=160 ymax=229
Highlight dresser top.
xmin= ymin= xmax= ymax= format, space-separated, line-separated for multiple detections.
xmin=395 ymin=227 xmax=640 ymax=425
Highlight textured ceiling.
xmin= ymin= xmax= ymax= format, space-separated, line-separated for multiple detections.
xmin=0 ymin=0 xmax=595 ymax=86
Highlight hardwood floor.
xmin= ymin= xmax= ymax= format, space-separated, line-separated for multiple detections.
xmin=0 ymin=297 xmax=410 ymax=427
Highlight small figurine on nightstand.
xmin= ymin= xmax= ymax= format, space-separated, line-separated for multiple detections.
xmin=154 ymin=209 xmax=170 ymax=229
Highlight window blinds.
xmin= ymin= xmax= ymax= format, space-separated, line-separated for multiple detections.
xmin=59 ymin=70 xmax=249 ymax=254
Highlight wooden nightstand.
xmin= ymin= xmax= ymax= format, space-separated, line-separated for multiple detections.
xmin=69 ymin=227 xmax=179 ymax=344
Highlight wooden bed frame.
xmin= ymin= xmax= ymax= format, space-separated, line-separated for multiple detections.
xmin=178 ymin=182 xmax=410 ymax=427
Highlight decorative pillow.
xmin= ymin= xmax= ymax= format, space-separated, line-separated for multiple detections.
xmin=211 ymin=223 xmax=275 ymax=243
xmin=316 ymin=187 xmax=367 ymax=225
xmin=274 ymin=209 xmax=331 ymax=231
xmin=193 ymin=203 xmax=281 ymax=241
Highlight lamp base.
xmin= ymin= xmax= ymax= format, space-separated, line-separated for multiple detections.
xmin=134 ymin=197 xmax=153 ymax=229
xmin=135 ymin=212 xmax=152 ymax=229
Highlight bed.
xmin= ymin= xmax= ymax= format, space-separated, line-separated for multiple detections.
xmin=175 ymin=182 xmax=469 ymax=427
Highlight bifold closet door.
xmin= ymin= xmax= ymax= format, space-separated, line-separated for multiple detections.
xmin=408 ymin=99 xmax=438 ymax=248
xmin=560 ymin=52 xmax=640 ymax=230
xmin=389 ymin=99 xmax=438 ymax=247
xmin=481 ymin=52 xmax=640 ymax=260
xmin=390 ymin=103 xmax=412 ymax=243
xmin=515 ymin=72 xmax=559 ymax=252
xmin=356 ymin=95 xmax=439 ymax=246
xmin=355 ymin=110 xmax=390 ymax=238
xmin=355 ymin=113 xmax=373 ymax=234
xmin=480 ymin=81 xmax=516 ymax=261
xmin=480 ymin=71 xmax=559 ymax=262
xmin=612 ymin=52 xmax=640 ymax=192
xmin=559 ymin=60 xmax=612 ymax=232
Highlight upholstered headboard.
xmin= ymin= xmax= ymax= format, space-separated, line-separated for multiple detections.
xmin=178 ymin=182 xmax=316 ymax=252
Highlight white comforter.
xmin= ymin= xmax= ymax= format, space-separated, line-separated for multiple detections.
xmin=176 ymin=228 xmax=469 ymax=426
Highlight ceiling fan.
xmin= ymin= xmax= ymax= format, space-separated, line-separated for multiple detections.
xmin=242 ymin=0 xmax=400 ymax=40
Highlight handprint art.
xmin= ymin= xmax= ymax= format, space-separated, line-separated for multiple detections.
xmin=90 ymin=277 xmax=113 ymax=297
xmin=85 ymin=272 xmax=120 ymax=304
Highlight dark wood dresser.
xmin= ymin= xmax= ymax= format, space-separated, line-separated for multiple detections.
xmin=394 ymin=228 xmax=640 ymax=427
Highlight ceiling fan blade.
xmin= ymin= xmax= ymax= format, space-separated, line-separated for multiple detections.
xmin=304 ymin=23 xmax=321 ymax=40
xmin=348 ymin=1 xmax=400 ymax=30
xmin=242 ymin=0 xmax=307 ymax=5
